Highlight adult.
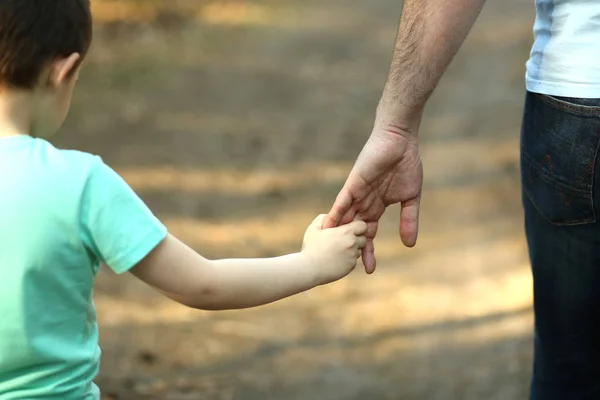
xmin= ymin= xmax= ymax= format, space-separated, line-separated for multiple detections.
xmin=323 ymin=0 xmax=600 ymax=398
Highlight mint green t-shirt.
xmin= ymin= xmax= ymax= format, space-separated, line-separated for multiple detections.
xmin=0 ymin=135 xmax=167 ymax=399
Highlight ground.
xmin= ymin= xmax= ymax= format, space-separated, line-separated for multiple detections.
xmin=56 ymin=1 xmax=536 ymax=398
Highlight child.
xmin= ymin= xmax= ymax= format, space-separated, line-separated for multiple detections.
xmin=0 ymin=1 xmax=368 ymax=399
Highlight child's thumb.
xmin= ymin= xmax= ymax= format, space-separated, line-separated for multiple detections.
xmin=310 ymin=214 xmax=328 ymax=229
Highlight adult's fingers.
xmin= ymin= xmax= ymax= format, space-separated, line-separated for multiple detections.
xmin=340 ymin=206 xmax=358 ymax=225
xmin=361 ymin=239 xmax=376 ymax=274
xmin=323 ymin=189 xmax=353 ymax=229
xmin=400 ymin=196 xmax=421 ymax=247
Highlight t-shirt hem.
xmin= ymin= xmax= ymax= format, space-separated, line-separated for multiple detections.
xmin=107 ymin=225 xmax=168 ymax=274
xmin=526 ymin=78 xmax=600 ymax=98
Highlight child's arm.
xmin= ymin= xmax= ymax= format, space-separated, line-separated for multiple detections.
xmin=129 ymin=215 xmax=367 ymax=310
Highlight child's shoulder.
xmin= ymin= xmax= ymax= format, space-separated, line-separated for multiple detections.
xmin=36 ymin=138 xmax=104 ymax=174
xmin=29 ymin=138 xmax=109 ymax=195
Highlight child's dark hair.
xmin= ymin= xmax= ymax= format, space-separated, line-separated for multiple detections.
xmin=0 ymin=0 xmax=92 ymax=89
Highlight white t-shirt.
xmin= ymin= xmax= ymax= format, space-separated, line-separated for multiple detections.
xmin=526 ymin=0 xmax=600 ymax=98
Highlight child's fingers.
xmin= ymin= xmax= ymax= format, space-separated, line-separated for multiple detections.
xmin=347 ymin=220 xmax=368 ymax=235
xmin=310 ymin=214 xmax=328 ymax=229
xmin=356 ymin=235 xmax=367 ymax=249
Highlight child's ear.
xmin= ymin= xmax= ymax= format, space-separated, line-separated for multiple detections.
xmin=48 ymin=53 xmax=81 ymax=89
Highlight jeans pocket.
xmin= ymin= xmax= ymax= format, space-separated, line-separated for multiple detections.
xmin=521 ymin=92 xmax=600 ymax=226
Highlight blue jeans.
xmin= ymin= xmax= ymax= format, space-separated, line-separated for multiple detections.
xmin=521 ymin=91 xmax=600 ymax=399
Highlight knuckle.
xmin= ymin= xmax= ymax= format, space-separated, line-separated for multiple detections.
xmin=367 ymin=223 xmax=378 ymax=237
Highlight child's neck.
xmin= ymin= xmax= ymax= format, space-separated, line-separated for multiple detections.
xmin=0 ymin=89 xmax=34 ymax=138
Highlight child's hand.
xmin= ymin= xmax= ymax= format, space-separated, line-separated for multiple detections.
xmin=301 ymin=214 xmax=368 ymax=285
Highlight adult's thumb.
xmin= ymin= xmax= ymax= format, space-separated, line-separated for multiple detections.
xmin=400 ymin=196 xmax=420 ymax=247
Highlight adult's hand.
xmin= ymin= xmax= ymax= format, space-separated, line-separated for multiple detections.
xmin=323 ymin=0 xmax=487 ymax=273
xmin=323 ymin=114 xmax=423 ymax=274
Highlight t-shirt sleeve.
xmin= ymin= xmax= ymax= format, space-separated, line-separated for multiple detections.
xmin=79 ymin=157 xmax=168 ymax=274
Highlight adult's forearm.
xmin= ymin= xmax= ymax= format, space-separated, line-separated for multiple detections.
xmin=379 ymin=0 xmax=487 ymax=126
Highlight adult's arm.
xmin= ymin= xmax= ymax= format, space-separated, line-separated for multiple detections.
xmin=379 ymin=0 xmax=488 ymax=125
xmin=325 ymin=0 xmax=488 ymax=272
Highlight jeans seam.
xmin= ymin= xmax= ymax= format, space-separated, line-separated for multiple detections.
xmin=535 ymin=93 xmax=600 ymax=117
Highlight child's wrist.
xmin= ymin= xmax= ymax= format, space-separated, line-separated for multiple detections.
xmin=297 ymin=251 xmax=323 ymax=287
